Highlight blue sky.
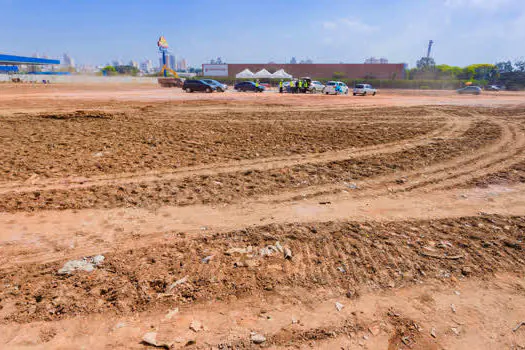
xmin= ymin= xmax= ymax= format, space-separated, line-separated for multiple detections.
xmin=1 ymin=0 xmax=524 ymax=67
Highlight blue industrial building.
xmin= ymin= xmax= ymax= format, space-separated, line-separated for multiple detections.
xmin=0 ymin=54 xmax=60 ymax=73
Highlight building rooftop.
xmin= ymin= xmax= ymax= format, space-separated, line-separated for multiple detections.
xmin=0 ymin=54 xmax=60 ymax=65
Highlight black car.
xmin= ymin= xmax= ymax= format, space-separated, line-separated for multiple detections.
xmin=182 ymin=80 xmax=216 ymax=93
xmin=456 ymin=86 xmax=481 ymax=95
xmin=234 ymin=81 xmax=265 ymax=92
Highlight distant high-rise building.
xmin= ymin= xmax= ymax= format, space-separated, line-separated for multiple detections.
xmin=63 ymin=53 xmax=75 ymax=68
xmin=180 ymin=58 xmax=187 ymax=71
xmin=169 ymin=55 xmax=176 ymax=70
xmin=290 ymin=57 xmax=297 ymax=64
xmin=129 ymin=60 xmax=139 ymax=68
xmin=365 ymin=57 xmax=388 ymax=64
xmin=140 ymin=59 xmax=153 ymax=73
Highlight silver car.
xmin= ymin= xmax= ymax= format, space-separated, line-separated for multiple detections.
xmin=353 ymin=84 xmax=377 ymax=96
xmin=309 ymin=80 xmax=325 ymax=93
xmin=457 ymin=86 xmax=481 ymax=95
xmin=202 ymin=79 xmax=228 ymax=92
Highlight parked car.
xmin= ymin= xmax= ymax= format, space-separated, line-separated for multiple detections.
xmin=309 ymin=80 xmax=325 ymax=93
xmin=202 ymin=79 xmax=228 ymax=92
xmin=182 ymin=80 xmax=216 ymax=93
xmin=353 ymin=83 xmax=377 ymax=96
xmin=323 ymin=81 xmax=349 ymax=95
xmin=485 ymin=85 xmax=501 ymax=91
xmin=234 ymin=81 xmax=265 ymax=92
xmin=457 ymin=86 xmax=482 ymax=95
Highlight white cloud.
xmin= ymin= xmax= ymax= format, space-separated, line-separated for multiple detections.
xmin=322 ymin=21 xmax=337 ymax=30
xmin=322 ymin=18 xmax=379 ymax=33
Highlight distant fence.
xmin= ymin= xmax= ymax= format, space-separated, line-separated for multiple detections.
xmin=0 ymin=74 xmax=158 ymax=84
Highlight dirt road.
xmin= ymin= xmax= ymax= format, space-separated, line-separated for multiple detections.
xmin=0 ymin=84 xmax=524 ymax=349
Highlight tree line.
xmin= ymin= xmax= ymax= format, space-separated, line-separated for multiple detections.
xmin=408 ymin=57 xmax=525 ymax=90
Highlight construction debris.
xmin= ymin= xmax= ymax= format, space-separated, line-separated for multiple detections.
xmin=451 ymin=304 xmax=457 ymax=313
xmin=513 ymin=321 xmax=525 ymax=332
xmin=201 ymin=255 xmax=214 ymax=264
xmin=142 ymin=332 xmax=172 ymax=349
xmin=430 ymin=328 xmax=437 ymax=338
xmin=251 ymin=332 xmax=266 ymax=344
xmin=335 ymin=302 xmax=344 ymax=312
xmin=167 ymin=276 xmax=188 ymax=292
xmin=57 ymin=255 xmax=105 ymax=275
xmin=284 ymin=247 xmax=293 ymax=260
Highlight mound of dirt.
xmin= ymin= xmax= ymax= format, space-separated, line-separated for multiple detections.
xmin=38 ymin=110 xmax=114 ymax=120
xmin=1 ymin=215 xmax=523 ymax=323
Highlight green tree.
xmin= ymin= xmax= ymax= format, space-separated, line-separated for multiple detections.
xmin=496 ymin=61 xmax=513 ymax=73
xmin=465 ymin=64 xmax=498 ymax=81
xmin=514 ymin=60 xmax=525 ymax=73
xmin=416 ymin=57 xmax=436 ymax=71
xmin=102 ymin=65 xmax=117 ymax=76
xmin=114 ymin=65 xmax=139 ymax=76
xmin=435 ymin=64 xmax=462 ymax=80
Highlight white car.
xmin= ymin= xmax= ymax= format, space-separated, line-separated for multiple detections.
xmin=353 ymin=83 xmax=377 ymax=96
xmin=323 ymin=81 xmax=349 ymax=95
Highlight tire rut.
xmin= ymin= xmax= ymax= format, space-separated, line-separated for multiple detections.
xmin=0 ymin=119 xmax=460 ymax=195
xmin=261 ymin=117 xmax=523 ymax=203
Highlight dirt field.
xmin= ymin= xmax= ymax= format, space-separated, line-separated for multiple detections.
xmin=0 ymin=84 xmax=525 ymax=349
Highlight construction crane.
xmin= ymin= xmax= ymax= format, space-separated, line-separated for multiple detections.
xmin=427 ymin=40 xmax=434 ymax=58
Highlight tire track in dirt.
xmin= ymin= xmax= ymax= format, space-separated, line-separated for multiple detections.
xmin=258 ymin=117 xmax=524 ymax=203
xmin=402 ymin=121 xmax=525 ymax=192
xmin=2 ymin=181 xmax=525 ymax=268
xmin=0 ymin=116 xmax=522 ymax=267
xmin=0 ymin=119 xmax=461 ymax=195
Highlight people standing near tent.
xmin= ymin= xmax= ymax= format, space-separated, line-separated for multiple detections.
xmin=298 ymin=80 xmax=303 ymax=93
xmin=255 ymin=79 xmax=260 ymax=89
xmin=290 ymin=80 xmax=295 ymax=93
xmin=279 ymin=80 xmax=283 ymax=93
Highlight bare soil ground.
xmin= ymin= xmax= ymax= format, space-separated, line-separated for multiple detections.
xmin=1 ymin=84 xmax=525 ymax=349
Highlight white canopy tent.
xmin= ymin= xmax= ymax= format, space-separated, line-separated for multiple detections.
xmin=236 ymin=69 xmax=255 ymax=78
xmin=253 ymin=69 xmax=274 ymax=79
xmin=271 ymin=69 xmax=293 ymax=79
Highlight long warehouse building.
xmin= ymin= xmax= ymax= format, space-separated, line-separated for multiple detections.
xmin=202 ymin=63 xmax=406 ymax=79
xmin=0 ymin=54 xmax=60 ymax=73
